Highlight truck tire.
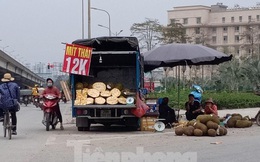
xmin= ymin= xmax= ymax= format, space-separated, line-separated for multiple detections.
xmin=78 ymin=127 xmax=90 ymax=131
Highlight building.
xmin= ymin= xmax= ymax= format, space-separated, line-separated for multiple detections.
xmin=168 ymin=3 xmax=260 ymax=58
xmin=165 ymin=3 xmax=260 ymax=84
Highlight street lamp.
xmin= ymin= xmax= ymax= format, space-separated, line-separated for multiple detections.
xmin=91 ymin=7 xmax=111 ymax=36
xmin=98 ymin=24 xmax=123 ymax=36
xmin=116 ymin=30 xmax=123 ymax=36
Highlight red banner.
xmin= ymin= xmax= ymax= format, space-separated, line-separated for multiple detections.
xmin=62 ymin=44 xmax=92 ymax=76
xmin=144 ymin=82 xmax=154 ymax=91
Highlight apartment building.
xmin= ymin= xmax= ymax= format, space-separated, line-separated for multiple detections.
xmin=167 ymin=3 xmax=260 ymax=58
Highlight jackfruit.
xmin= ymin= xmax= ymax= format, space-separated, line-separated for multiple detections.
xmin=220 ymin=126 xmax=228 ymax=135
xmin=196 ymin=114 xmax=220 ymax=125
xmin=187 ymin=120 xmax=196 ymax=126
xmin=183 ymin=126 xmax=194 ymax=136
xmin=235 ymin=120 xmax=253 ymax=128
xmin=208 ymin=129 xmax=217 ymax=137
xmin=194 ymin=122 xmax=208 ymax=135
xmin=206 ymin=121 xmax=219 ymax=130
xmin=232 ymin=113 xmax=242 ymax=120
xmin=193 ymin=129 xmax=203 ymax=136
xmin=227 ymin=117 xmax=238 ymax=128
xmin=175 ymin=126 xmax=184 ymax=136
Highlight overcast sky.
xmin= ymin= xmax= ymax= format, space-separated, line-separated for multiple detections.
xmin=0 ymin=0 xmax=259 ymax=64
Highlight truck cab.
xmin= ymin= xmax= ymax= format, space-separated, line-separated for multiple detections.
xmin=70 ymin=37 xmax=144 ymax=131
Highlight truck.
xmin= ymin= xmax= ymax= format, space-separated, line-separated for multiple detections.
xmin=70 ymin=37 xmax=146 ymax=131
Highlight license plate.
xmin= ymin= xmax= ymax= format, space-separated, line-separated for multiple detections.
xmin=101 ymin=110 xmax=111 ymax=117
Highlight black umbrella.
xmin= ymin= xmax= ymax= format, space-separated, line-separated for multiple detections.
xmin=142 ymin=43 xmax=232 ymax=72
xmin=142 ymin=43 xmax=233 ymax=108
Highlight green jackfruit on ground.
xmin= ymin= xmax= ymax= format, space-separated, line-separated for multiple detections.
xmin=231 ymin=113 xmax=242 ymax=120
xmin=193 ymin=129 xmax=203 ymax=136
xmin=206 ymin=121 xmax=219 ymax=130
xmin=235 ymin=120 xmax=253 ymax=128
xmin=183 ymin=126 xmax=194 ymax=136
xmin=196 ymin=114 xmax=220 ymax=125
xmin=227 ymin=117 xmax=238 ymax=128
xmin=175 ymin=126 xmax=184 ymax=136
xmin=208 ymin=129 xmax=217 ymax=137
xmin=219 ymin=126 xmax=228 ymax=135
xmin=194 ymin=122 xmax=208 ymax=135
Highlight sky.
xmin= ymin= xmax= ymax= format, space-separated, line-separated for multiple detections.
xmin=0 ymin=0 xmax=259 ymax=65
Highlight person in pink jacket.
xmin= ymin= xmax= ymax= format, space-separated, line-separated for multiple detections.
xmin=204 ymin=98 xmax=218 ymax=116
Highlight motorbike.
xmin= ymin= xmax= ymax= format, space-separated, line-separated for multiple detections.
xmin=33 ymin=96 xmax=40 ymax=108
xmin=190 ymin=84 xmax=203 ymax=103
xmin=255 ymin=110 xmax=260 ymax=126
xmin=23 ymin=95 xmax=30 ymax=106
xmin=42 ymin=94 xmax=59 ymax=131
xmin=62 ymin=95 xmax=67 ymax=103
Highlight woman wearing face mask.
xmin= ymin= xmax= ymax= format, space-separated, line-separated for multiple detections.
xmin=41 ymin=78 xmax=64 ymax=130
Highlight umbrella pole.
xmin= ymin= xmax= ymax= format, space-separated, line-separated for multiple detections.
xmin=178 ymin=66 xmax=180 ymax=108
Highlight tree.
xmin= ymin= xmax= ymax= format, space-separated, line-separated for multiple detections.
xmin=240 ymin=23 xmax=260 ymax=60
xmin=159 ymin=23 xmax=189 ymax=44
xmin=130 ymin=18 xmax=162 ymax=51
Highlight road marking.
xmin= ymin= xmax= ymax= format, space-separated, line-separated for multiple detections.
xmin=45 ymin=131 xmax=174 ymax=145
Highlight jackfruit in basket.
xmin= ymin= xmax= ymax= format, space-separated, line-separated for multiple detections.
xmin=76 ymin=82 xmax=84 ymax=90
xmin=106 ymin=96 xmax=118 ymax=105
xmin=76 ymin=90 xmax=83 ymax=100
xmin=100 ymin=90 xmax=112 ymax=97
xmin=86 ymin=98 xmax=94 ymax=105
xmin=87 ymin=88 xmax=100 ymax=98
xmin=92 ymin=82 xmax=106 ymax=92
xmin=110 ymin=88 xmax=121 ymax=97
xmin=83 ymin=82 xmax=88 ymax=88
xmin=118 ymin=96 xmax=127 ymax=104
xmin=95 ymin=97 xmax=106 ymax=105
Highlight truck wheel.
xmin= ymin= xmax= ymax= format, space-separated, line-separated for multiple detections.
xmin=78 ymin=127 xmax=90 ymax=131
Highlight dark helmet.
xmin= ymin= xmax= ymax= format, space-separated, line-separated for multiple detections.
xmin=46 ymin=78 xmax=53 ymax=83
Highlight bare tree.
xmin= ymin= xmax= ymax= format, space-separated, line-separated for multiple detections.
xmin=130 ymin=18 xmax=162 ymax=51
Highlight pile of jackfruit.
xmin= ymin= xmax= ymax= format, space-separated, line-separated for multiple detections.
xmin=74 ymin=82 xmax=133 ymax=105
xmin=224 ymin=113 xmax=253 ymax=128
xmin=175 ymin=114 xmax=228 ymax=137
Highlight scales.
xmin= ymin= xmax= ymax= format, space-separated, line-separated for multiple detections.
xmin=154 ymin=119 xmax=165 ymax=132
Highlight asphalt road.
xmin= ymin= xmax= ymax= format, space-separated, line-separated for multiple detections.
xmin=0 ymin=103 xmax=260 ymax=162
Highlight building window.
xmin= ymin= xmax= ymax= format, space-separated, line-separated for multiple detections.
xmin=235 ymin=26 xmax=240 ymax=32
xmin=195 ymin=27 xmax=200 ymax=34
xmin=231 ymin=17 xmax=234 ymax=23
xmin=257 ymin=15 xmax=260 ymax=21
xmin=212 ymin=36 xmax=217 ymax=44
xmin=222 ymin=17 xmax=225 ymax=23
xmin=223 ymin=27 xmax=227 ymax=32
xmin=237 ymin=49 xmax=240 ymax=54
xmin=170 ymin=19 xmax=175 ymax=24
xmin=196 ymin=17 xmax=201 ymax=24
xmin=223 ymin=36 xmax=228 ymax=43
xmin=239 ymin=16 xmax=242 ymax=22
xmin=212 ymin=27 xmax=217 ymax=33
xmin=249 ymin=49 xmax=251 ymax=54
xmin=248 ymin=16 xmax=252 ymax=22
xmin=183 ymin=18 xmax=188 ymax=24
xmin=235 ymin=35 xmax=240 ymax=43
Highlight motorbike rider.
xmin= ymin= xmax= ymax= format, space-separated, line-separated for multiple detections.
xmin=41 ymin=78 xmax=64 ymax=130
xmin=32 ymin=84 xmax=40 ymax=105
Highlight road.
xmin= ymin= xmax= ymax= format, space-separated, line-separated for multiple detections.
xmin=0 ymin=103 xmax=260 ymax=162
